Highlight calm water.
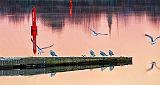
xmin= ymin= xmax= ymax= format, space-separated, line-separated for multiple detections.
xmin=0 ymin=1 xmax=160 ymax=85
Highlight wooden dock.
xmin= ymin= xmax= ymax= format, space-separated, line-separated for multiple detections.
xmin=0 ymin=57 xmax=132 ymax=76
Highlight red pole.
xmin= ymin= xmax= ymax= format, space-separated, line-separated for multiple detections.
xmin=31 ymin=7 xmax=37 ymax=54
xmin=31 ymin=7 xmax=37 ymax=30
xmin=69 ymin=0 xmax=72 ymax=17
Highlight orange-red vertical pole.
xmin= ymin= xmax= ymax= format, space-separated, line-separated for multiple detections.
xmin=31 ymin=7 xmax=37 ymax=54
xmin=69 ymin=0 xmax=73 ymax=17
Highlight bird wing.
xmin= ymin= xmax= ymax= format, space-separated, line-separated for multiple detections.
xmin=90 ymin=29 xmax=97 ymax=34
xmin=41 ymin=44 xmax=54 ymax=49
xmin=89 ymin=29 xmax=94 ymax=32
xmin=99 ymin=33 xmax=108 ymax=35
xmin=155 ymin=36 xmax=160 ymax=41
xmin=146 ymin=64 xmax=154 ymax=72
xmin=145 ymin=34 xmax=154 ymax=42
xmin=147 ymin=68 xmax=153 ymax=72
xmin=31 ymin=38 xmax=41 ymax=49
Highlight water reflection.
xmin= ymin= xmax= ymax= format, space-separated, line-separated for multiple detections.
xmin=0 ymin=62 xmax=132 ymax=76
xmin=69 ymin=0 xmax=73 ymax=17
xmin=0 ymin=65 xmax=107 ymax=76
xmin=0 ymin=0 xmax=160 ymax=31
xmin=107 ymin=13 xmax=112 ymax=38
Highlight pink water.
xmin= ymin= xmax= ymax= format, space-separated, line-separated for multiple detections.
xmin=0 ymin=13 xmax=160 ymax=85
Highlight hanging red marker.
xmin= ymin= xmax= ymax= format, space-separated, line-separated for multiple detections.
xmin=31 ymin=7 xmax=37 ymax=54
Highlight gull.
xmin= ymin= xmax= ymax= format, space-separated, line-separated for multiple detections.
xmin=31 ymin=38 xmax=54 ymax=55
xmin=109 ymin=50 xmax=114 ymax=56
xmin=100 ymin=51 xmax=108 ymax=57
xmin=90 ymin=50 xmax=96 ymax=57
xmin=145 ymin=34 xmax=160 ymax=45
xmin=89 ymin=29 xmax=108 ymax=36
xmin=147 ymin=61 xmax=160 ymax=72
xmin=50 ymin=50 xmax=61 ymax=61
xmin=50 ymin=50 xmax=58 ymax=56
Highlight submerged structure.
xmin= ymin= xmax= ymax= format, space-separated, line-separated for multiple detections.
xmin=0 ymin=57 xmax=132 ymax=76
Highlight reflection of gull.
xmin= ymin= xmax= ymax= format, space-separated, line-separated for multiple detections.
xmin=50 ymin=72 xmax=56 ymax=77
xmin=109 ymin=65 xmax=114 ymax=71
xmin=89 ymin=29 xmax=108 ymax=36
xmin=100 ymin=51 xmax=108 ymax=56
xmin=82 ymin=55 xmax=86 ymax=63
xmin=100 ymin=66 xmax=107 ymax=71
xmin=90 ymin=50 xmax=96 ymax=57
xmin=31 ymin=38 xmax=54 ymax=55
xmin=109 ymin=50 xmax=114 ymax=56
xmin=108 ymin=14 xmax=112 ymax=37
xmin=145 ymin=34 xmax=160 ymax=45
xmin=50 ymin=50 xmax=58 ymax=56
xmin=147 ymin=61 xmax=160 ymax=72
xmin=90 ymin=68 xmax=94 ymax=71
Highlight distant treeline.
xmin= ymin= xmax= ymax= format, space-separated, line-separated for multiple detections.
xmin=1 ymin=0 xmax=160 ymax=6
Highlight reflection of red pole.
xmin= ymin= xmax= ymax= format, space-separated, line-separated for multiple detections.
xmin=69 ymin=0 xmax=72 ymax=17
xmin=31 ymin=7 xmax=37 ymax=54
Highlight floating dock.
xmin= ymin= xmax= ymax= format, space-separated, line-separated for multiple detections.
xmin=0 ymin=57 xmax=132 ymax=76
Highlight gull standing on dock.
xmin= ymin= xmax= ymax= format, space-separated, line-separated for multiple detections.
xmin=50 ymin=50 xmax=61 ymax=61
xmin=145 ymin=34 xmax=160 ymax=46
xmin=50 ymin=50 xmax=58 ymax=56
xmin=100 ymin=51 xmax=108 ymax=57
xmin=109 ymin=50 xmax=114 ymax=56
xmin=31 ymin=38 xmax=54 ymax=55
xmin=147 ymin=61 xmax=160 ymax=72
xmin=89 ymin=29 xmax=108 ymax=36
xmin=90 ymin=50 xmax=96 ymax=57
